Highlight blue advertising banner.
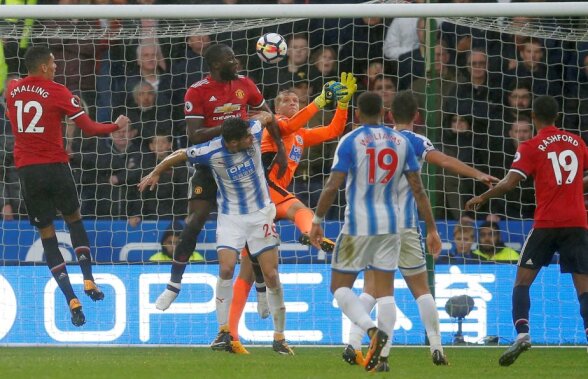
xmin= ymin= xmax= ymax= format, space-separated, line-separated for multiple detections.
xmin=0 ymin=264 xmax=585 ymax=346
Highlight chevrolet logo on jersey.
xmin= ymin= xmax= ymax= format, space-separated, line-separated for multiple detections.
xmin=214 ymin=103 xmax=242 ymax=114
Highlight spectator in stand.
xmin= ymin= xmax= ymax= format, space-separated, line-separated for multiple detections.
xmin=396 ymin=17 xmax=427 ymax=91
xmin=383 ymin=3 xmax=421 ymax=61
xmin=436 ymin=223 xmax=477 ymax=264
xmin=338 ymin=17 xmax=389 ymax=76
xmin=149 ymin=222 xmax=203 ymax=262
xmin=503 ymin=79 xmax=533 ymax=123
xmin=472 ymin=221 xmax=519 ymax=263
xmin=309 ymin=46 xmax=339 ymax=89
xmin=412 ymin=41 xmax=456 ymax=130
xmin=444 ymin=48 xmax=503 ymax=120
xmin=127 ymin=133 xmax=189 ymax=226
xmin=373 ymin=74 xmax=396 ymax=125
xmin=440 ymin=114 xmax=485 ymax=220
xmin=170 ymin=32 xmax=212 ymax=121
xmin=257 ymin=33 xmax=320 ymax=100
xmin=75 ymin=123 xmax=141 ymax=219
xmin=503 ymin=37 xmax=562 ymax=102
xmin=124 ymin=81 xmax=173 ymax=151
xmin=356 ymin=58 xmax=383 ymax=93
xmin=111 ymin=42 xmax=172 ymax=111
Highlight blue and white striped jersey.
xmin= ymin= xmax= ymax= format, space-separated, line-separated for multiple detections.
xmin=331 ymin=124 xmax=420 ymax=236
xmin=186 ymin=120 xmax=271 ymax=215
xmin=397 ymin=129 xmax=436 ymax=229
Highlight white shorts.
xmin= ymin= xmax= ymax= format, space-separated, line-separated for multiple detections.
xmin=398 ymin=228 xmax=427 ymax=276
xmin=331 ymin=233 xmax=401 ymax=273
xmin=216 ymin=204 xmax=280 ymax=256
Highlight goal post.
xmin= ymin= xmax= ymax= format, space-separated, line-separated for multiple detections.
xmin=1 ymin=1 xmax=588 ymax=347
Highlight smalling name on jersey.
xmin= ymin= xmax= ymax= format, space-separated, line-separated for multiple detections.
xmin=10 ymin=85 xmax=49 ymax=99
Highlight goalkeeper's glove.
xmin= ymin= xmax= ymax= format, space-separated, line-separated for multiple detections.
xmin=313 ymin=81 xmax=339 ymax=109
xmin=336 ymin=72 xmax=358 ymax=110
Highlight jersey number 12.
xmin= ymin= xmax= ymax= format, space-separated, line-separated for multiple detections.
xmin=15 ymin=100 xmax=44 ymax=133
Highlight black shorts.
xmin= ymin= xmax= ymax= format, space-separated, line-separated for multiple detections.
xmin=188 ymin=165 xmax=217 ymax=203
xmin=17 ymin=163 xmax=80 ymax=228
xmin=519 ymin=227 xmax=588 ymax=274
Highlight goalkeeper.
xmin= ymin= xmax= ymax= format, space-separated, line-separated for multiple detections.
xmin=227 ymin=73 xmax=357 ymax=354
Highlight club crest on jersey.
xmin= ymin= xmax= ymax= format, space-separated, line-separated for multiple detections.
xmin=235 ymin=89 xmax=245 ymax=99
xmin=513 ymin=152 xmax=521 ymax=162
xmin=295 ymin=135 xmax=303 ymax=145
xmin=194 ymin=186 xmax=203 ymax=195
xmin=185 ymin=101 xmax=193 ymax=112
xmin=214 ymin=103 xmax=241 ymax=114
xmin=70 ymin=97 xmax=80 ymax=108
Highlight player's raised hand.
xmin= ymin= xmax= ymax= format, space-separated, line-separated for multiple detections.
xmin=313 ymin=81 xmax=337 ymax=109
xmin=337 ymin=72 xmax=357 ymax=109
xmin=478 ymin=173 xmax=500 ymax=188
xmin=465 ymin=195 xmax=486 ymax=211
xmin=309 ymin=223 xmax=324 ymax=250
xmin=138 ymin=171 xmax=161 ymax=192
xmin=426 ymin=230 xmax=442 ymax=259
xmin=114 ymin=115 xmax=130 ymax=130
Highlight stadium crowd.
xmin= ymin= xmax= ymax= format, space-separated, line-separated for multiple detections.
xmin=0 ymin=0 xmax=584 ymax=264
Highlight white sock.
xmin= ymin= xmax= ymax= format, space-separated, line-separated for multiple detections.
xmin=334 ymin=287 xmax=376 ymax=332
xmin=267 ymin=285 xmax=286 ymax=334
xmin=215 ymin=278 xmax=233 ymax=326
xmin=349 ymin=292 xmax=377 ymax=350
xmin=416 ymin=294 xmax=443 ymax=353
xmin=376 ymin=296 xmax=396 ymax=358
xmin=167 ymin=281 xmax=181 ymax=291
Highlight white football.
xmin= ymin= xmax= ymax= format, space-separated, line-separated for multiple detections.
xmin=256 ymin=33 xmax=287 ymax=64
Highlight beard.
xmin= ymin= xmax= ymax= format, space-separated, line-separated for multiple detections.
xmin=219 ymin=65 xmax=238 ymax=81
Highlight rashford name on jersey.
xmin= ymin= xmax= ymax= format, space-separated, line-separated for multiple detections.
xmin=537 ymin=134 xmax=579 ymax=151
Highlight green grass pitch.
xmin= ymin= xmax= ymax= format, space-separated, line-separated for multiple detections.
xmin=1 ymin=346 xmax=586 ymax=379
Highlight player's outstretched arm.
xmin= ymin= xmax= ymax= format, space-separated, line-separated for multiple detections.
xmin=425 ymin=150 xmax=499 ymax=188
xmin=465 ymin=170 xmax=524 ymax=211
xmin=309 ymin=171 xmax=346 ymax=249
xmin=187 ymin=118 xmax=222 ymax=145
xmin=262 ymin=113 xmax=288 ymax=179
xmin=73 ymin=113 xmax=130 ymax=136
xmin=138 ymin=149 xmax=188 ymax=192
xmin=405 ymin=171 xmax=442 ymax=257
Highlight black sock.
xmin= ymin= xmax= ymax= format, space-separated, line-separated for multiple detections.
xmin=44 ymin=236 xmax=76 ymax=304
xmin=67 ymin=219 xmax=94 ymax=281
xmin=252 ymin=261 xmax=266 ymax=290
xmin=512 ymin=285 xmax=530 ymax=334
xmin=578 ymin=292 xmax=588 ymax=342
xmin=170 ymin=221 xmax=201 ymax=283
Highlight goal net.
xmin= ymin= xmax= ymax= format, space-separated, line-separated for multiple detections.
xmin=0 ymin=1 xmax=587 ymax=346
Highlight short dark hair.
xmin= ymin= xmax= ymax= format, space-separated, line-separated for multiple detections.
xmin=479 ymin=221 xmax=500 ymax=231
xmin=392 ymin=90 xmax=418 ymax=124
xmin=221 ymin=117 xmax=250 ymax=142
xmin=357 ymin=91 xmax=383 ymax=117
xmin=24 ymin=45 xmax=52 ymax=72
xmin=204 ymin=44 xmax=231 ymax=66
xmin=533 ymin=95 xmax=558 ymax=124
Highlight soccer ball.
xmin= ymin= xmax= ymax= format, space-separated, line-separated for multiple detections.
xmin=256 ymin=33 xmax=287 ymax=64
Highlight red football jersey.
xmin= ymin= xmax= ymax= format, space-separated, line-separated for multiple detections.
xmin=184 ymin=75 xmax=264 ymax=128
xmin=5 ymin=76 xmax=85 ymax=168
xmin=510 ymin=125 xmax=588 ymax=228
